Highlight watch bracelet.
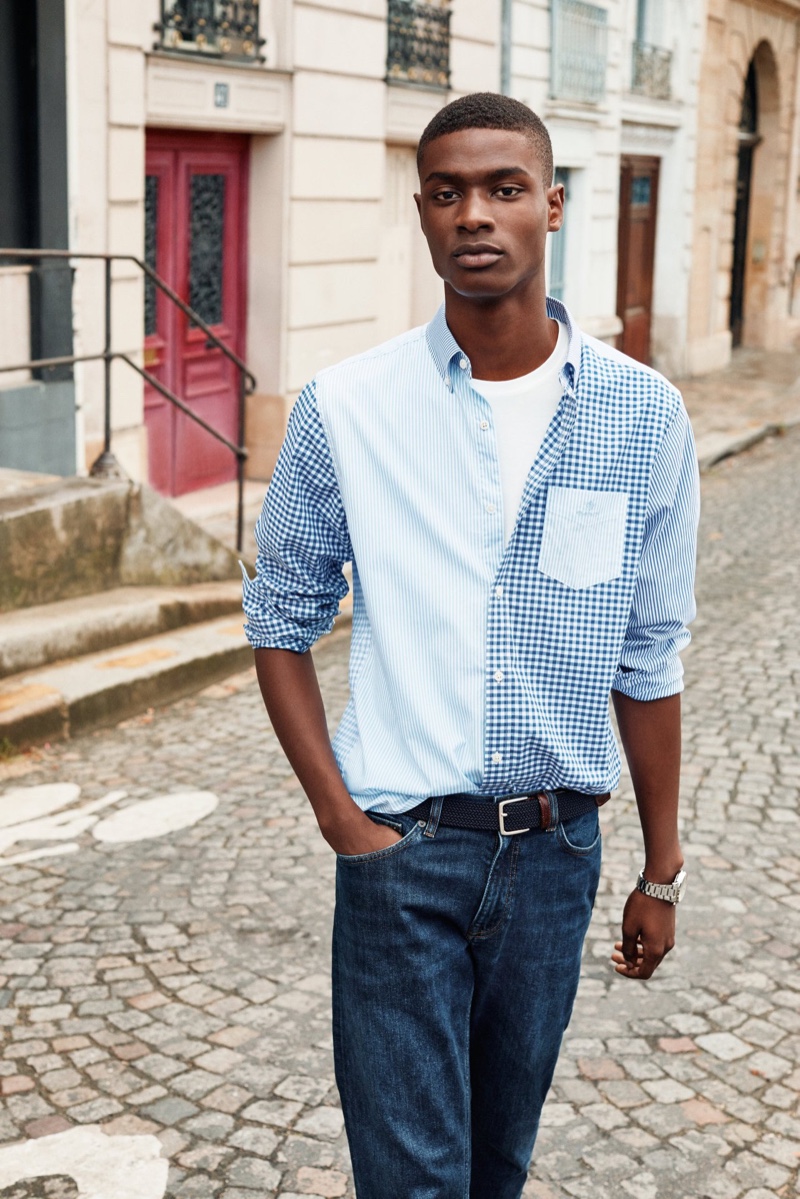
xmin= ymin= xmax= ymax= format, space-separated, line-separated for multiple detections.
xmin=637 ymin=870 xmax=681 ymax=904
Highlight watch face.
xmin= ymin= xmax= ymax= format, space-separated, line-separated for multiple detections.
xmin=674 ymin=869 xmax=687 ymax=902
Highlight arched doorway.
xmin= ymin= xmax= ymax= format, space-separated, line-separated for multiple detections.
xmin=729 ymin=42 xmax=779 ymax=348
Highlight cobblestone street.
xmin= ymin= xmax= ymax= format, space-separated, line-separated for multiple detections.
xmin=1 ymin=428 xmax=799 ymax=1199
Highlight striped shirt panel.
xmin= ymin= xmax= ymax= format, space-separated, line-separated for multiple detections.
xmin=242 ymin=300 xmax=699 ymax=814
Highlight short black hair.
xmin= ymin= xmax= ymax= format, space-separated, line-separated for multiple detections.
xmin=417 ymin=93 xmax=554 ymax=186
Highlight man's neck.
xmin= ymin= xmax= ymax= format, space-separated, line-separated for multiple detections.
xmin=443 ymin=284 xmax=558 ymax=382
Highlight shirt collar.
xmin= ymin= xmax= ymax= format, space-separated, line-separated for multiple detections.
xmin=425 ymin=297 xmax=581 ymax=393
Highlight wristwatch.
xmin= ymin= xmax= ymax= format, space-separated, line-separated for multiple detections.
xmin=636 ymin=867 xmax=687 ymax=905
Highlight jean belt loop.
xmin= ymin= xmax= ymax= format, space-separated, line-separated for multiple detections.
xmin=424 ymin=794 xmax=445 ymax=839
xmin=544 ymin=789 xmax=559 ymax=832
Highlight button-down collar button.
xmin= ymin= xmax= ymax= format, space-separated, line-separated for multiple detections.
xmin=495 ymin=585 xmax=504 ymax=597
xmin=459 ymin=357 xmax=468 ymax=370
xmin=480 ymin=420 xmax=489 ymax=430
xmin=494 ymin=669 xmax=504 ymax=683
xmin=492 ymin=752 xmax=503 ymax=765
xmin=486 ymin=503 xmax=496 ymax=514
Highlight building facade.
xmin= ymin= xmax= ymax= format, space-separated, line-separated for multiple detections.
xmin=0 ymin=1 xmax=798 ymax=494
xmin=509 ymin=0 xmax=705 ymax=378
xmin=687 ymin=0 xmax=800 ymax=374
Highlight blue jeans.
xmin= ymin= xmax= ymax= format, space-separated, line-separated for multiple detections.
xmin=332 ymin=798 xmax=602 ymax=1199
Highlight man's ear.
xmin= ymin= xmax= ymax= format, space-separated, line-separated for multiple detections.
xmin=414 ymin=192 xmax=423 ymax=229
xmin=547 ymin=184 xmax=565 ymax=234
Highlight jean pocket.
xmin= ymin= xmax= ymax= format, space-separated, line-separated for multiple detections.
xmin=556 ymin=810 xmax=602 ymax=857
xmin=538 ymin=487 xmax=628 ymax=589
xmin=336 ymin=814 xmax=425 ymax=865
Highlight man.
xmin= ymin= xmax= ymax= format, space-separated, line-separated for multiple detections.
xmin=243 ymin=93 xmax=698 ymax=1199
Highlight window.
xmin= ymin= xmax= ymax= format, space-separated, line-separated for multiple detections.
xmin=387 ymin=0 xmax=451 ymax=91
xmin=550 ymin=0 xmax=608 ymax=105
xmin=630 ymin=0 xmax=671 ymax=99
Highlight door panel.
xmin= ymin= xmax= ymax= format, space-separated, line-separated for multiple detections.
xmin=616 ymin=157 xmax=659 ymax=364
xmin=144 ymin=131 xmax=249 ymax=496
xmin=143 ymin=148 xmax=178 ymax=495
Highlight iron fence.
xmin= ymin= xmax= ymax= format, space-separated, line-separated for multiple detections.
xmin=154 ymin=0 xmax=266 ymax=62
xmin=0 ymin=250 xmax=255 ymax=552
xmin=631 ymin=41 xmax=672 ymax=100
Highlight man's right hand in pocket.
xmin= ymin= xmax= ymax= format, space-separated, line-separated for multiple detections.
xmin=323 ymin=807 xmax=403 ymax=856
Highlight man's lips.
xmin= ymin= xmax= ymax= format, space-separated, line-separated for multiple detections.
xmin=453 ymin=245 xmax=504 ymax=269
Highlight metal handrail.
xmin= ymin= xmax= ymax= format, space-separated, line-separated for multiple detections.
xmin=0 ymin=248 xmax=256 ymax=551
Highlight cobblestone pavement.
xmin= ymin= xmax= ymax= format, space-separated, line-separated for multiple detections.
xmin=1 ymin=429 xmax=799 ymax=1199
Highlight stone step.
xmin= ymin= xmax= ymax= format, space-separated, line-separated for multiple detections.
xmin=0 ymin=613 xmax=254 ymax=750
xmin=0 ymin=581 xmax=244 ymax=679
xmin=0 ymin=474 xmax=242 ymax=612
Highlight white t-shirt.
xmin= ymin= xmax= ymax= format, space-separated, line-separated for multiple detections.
xmin=471 ymin=320 xmax=569 ymax=543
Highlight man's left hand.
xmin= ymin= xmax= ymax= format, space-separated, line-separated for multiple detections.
xmin=611 ymin=889 xmax=676 ymax=980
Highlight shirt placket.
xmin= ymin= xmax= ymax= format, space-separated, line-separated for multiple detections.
xmin=482 ymin=366 xmax=577 ymax=793
xmin=449 ymin=353 xmax=514 ymax=794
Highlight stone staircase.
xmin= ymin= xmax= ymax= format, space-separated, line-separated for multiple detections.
xmin=0 ymin=470 xmax=253 ymax=750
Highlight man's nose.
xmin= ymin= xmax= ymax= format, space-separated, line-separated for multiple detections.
xmin=457 ymin=191 xmax=493 ymax=231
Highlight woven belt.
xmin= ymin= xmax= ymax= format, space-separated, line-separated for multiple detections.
xmin=406 ymin=789 xmax=610 ymax=836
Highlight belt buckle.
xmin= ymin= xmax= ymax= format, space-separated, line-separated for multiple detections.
xmin=497 ymin=796 xmax=531 ymax=836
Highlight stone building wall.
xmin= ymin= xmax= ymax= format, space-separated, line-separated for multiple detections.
xmin=687 ymin=0 xmax=800 ymax=375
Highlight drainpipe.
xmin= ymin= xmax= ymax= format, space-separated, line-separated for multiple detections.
xmin=500 ymin=0 xmax=512 ymax=94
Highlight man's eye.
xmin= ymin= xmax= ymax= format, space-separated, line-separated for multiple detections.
xmin=497 ymin=186 xmax=521 ymax=197
xmin=434 ymin=190 xmax=458 ymax=201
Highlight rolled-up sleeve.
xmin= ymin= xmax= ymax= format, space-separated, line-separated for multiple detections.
xmin=612 ymin=400 xmax=700 ymax=701
xmin=242 ymin=381 xmax=352 ymax=653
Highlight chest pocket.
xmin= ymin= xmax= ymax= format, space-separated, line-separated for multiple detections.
xmin=538 ymin=487 xmax=629 ymax=590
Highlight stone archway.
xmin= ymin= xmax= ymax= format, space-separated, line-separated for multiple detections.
xmin=730 ymin=40 xmax=781 ymax=348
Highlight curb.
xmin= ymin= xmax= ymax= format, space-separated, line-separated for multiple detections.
xmin=697 ymin=418 xmax=797 ymax=474
xmin=0 ymin=618 xmax=254 ymax=752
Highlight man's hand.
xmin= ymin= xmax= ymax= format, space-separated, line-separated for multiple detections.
xmin=254 ymin=648 xmax=404 ymax=859
xmin=611 ymin=889 xmax=676 ymax=980
xmin=322 ymin=807 xmax=403 ymax=857
xmin=611 ymin=691 xmax=683 ymax=982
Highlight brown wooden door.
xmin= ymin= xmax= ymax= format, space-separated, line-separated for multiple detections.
xmin=144 ymin=130 xmax=249 ymax=496
xmin=616 ymin=156 xmax=660 ymax=364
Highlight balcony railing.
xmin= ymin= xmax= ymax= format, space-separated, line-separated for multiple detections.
xmin=550 ymin=0 xmax=608 ymax=105
xmin=631 ymin=41 xmax=672 ymax=100
xmin=154 ymin=1 xmax=266 ymax=63
xmin=387 ymin=0 xmax=451 ymax=91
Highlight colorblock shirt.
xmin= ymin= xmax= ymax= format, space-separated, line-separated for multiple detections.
xmin=242 ymin=299 xmax=700 ymax=815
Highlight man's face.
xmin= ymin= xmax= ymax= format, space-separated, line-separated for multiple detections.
xmin=414 ymin=127 xmax=564 ymax=302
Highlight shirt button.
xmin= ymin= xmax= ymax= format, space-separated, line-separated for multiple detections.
xmin=495 ymin=585 xmax=504 ymax=597
xmin=459 ymin=358 xmax=468 ymax=370
xmin=480 ymin=420 xmax=489 ymax=430
xmin=494 ymin=669 xmax=504 ymax=683
xmin=486 ymin=503 xmax=496 ymax=514
xmin=492 ymin=752 xmax=503 ymax=765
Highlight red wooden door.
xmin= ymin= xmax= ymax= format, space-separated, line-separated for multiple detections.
xmin=616 ymin=156 xmax=659 ymax=364
xmin=144 ymin=131 xmax=249 ymax=495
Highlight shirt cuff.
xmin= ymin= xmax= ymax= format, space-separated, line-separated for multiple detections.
xmin=241 ymin=569 xmax=339 ymax=654
xmin=611 ymin=657 xmax=685 ymax=702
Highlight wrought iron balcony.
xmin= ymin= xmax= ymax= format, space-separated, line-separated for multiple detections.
xmin=550 ymin=0 xmax=608 ymax=105
xmin=631 ymin=41 xmax=672 ymax=101
xmin=155 ymin=1 xmax=266 ymax=63
xmin=387 ymin=0 xmax=451 ymax=91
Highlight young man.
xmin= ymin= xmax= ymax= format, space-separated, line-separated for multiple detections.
xmin=243 ymin=94 xmax=698 ymax=1198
